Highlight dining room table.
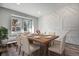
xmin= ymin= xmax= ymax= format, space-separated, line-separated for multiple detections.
xmin=28 ymin=34 xmax=59 ymax=56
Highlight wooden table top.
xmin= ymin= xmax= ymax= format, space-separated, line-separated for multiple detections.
xmin=28 ymin=35 xmax=59 ymax=45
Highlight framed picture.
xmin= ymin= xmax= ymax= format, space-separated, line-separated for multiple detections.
xmin=11 ymin=17 xmax=21 ymax=33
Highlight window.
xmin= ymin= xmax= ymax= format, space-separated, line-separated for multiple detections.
xmin=11 ymin=15 xmax=33 ymax=33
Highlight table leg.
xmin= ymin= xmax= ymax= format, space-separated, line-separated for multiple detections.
xmin=0 ymin=52 xmax=2 ymax=56
xmin=45 ymin=42 xmax=50 ymax=56
xmin=41 ymin=43 xmax=49 ymax=56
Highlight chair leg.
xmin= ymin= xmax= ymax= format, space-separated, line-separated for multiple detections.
xmin=43 ymin=49 xmax=46 ymax=56
xmin=48 ymin=50 xmax=50 ymax=56
xmin=63 ymin=50 xmax=65 ymax=56
xmin=35 ymin=50 xmax=39 ymax=56
xmin=59 ymin=50 xmax=65 ymax=56
xmin=17 ymin=46 xmax=21 ymax=55
xmin=18 ymin=49 xmax=20 ymax=55
xmin=22 ymin=51 xmax=25 ymax=56
xmin=40 ymin=46 xmax=42 ymax=56
xmin=0 ymin=52 xmax=2 ymax=56
xmin=16 ymin=45 xmax=18 ymax=51
xmin=6 ymin=44 xmax=9 ymax=56
xmin=38 ymin=50 xmax=40 ymax=56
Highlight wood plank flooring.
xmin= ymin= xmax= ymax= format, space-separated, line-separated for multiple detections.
xmin=0 ymin=43 xmax=79 ymax=56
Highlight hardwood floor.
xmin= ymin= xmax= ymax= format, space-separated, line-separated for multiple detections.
xmin=65 ymin=43 xmax=79 ymax=56
xmin=0 ymin=43 xmax=79 ymax=56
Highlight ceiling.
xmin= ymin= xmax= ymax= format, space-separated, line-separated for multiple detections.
xmin=0 ymin=3 xmax=79 ymax=17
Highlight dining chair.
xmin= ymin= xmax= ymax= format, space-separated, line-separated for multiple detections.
xmin=48 ymin=31 xmax=69 ymax=56
xmin=16 ymin=32 xmax=29 ymax=55
xmin=20 ymin=35 xmax=40 ymax=56
xmin=16 ymin=35 xmax=21 ymax=55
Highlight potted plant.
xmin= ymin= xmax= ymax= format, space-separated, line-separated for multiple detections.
xmin=0 ymin=26 xmax=8 ymax=44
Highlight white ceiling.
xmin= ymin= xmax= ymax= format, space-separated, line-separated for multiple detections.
xmin=0 ymin=3 xmax=79 ymax=17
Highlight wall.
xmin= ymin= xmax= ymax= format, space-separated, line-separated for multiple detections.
xmin=38 ymin=13 xmax=62 ymax=35
xmin=0 ymin=3 xmax=2 ymax=7
xmin=38 ymin=4 xmax=79 ymax=45
xmin=0 ymin=7 xmax=38 ymax=34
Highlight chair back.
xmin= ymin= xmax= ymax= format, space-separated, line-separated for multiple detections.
xmin=16 ymin=35 xmax=21 ymax=46
xmin=59 ymin=31 xmax=69 ymax=54
xmin=21 ymin=36 xmax=30 ymax=54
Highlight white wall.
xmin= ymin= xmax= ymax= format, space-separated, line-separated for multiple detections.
xmin=38 ymin=13 xmax=62 ymax=35
xmin=38 ymin=4 xmax=79 ymax=45
xmin=0 ymin=7 xmax=38 ymax=34
xmin=62 ymin=9 xmax=79 ymax=45
xmin=0 ymin=3 xmax=2 ymax=7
